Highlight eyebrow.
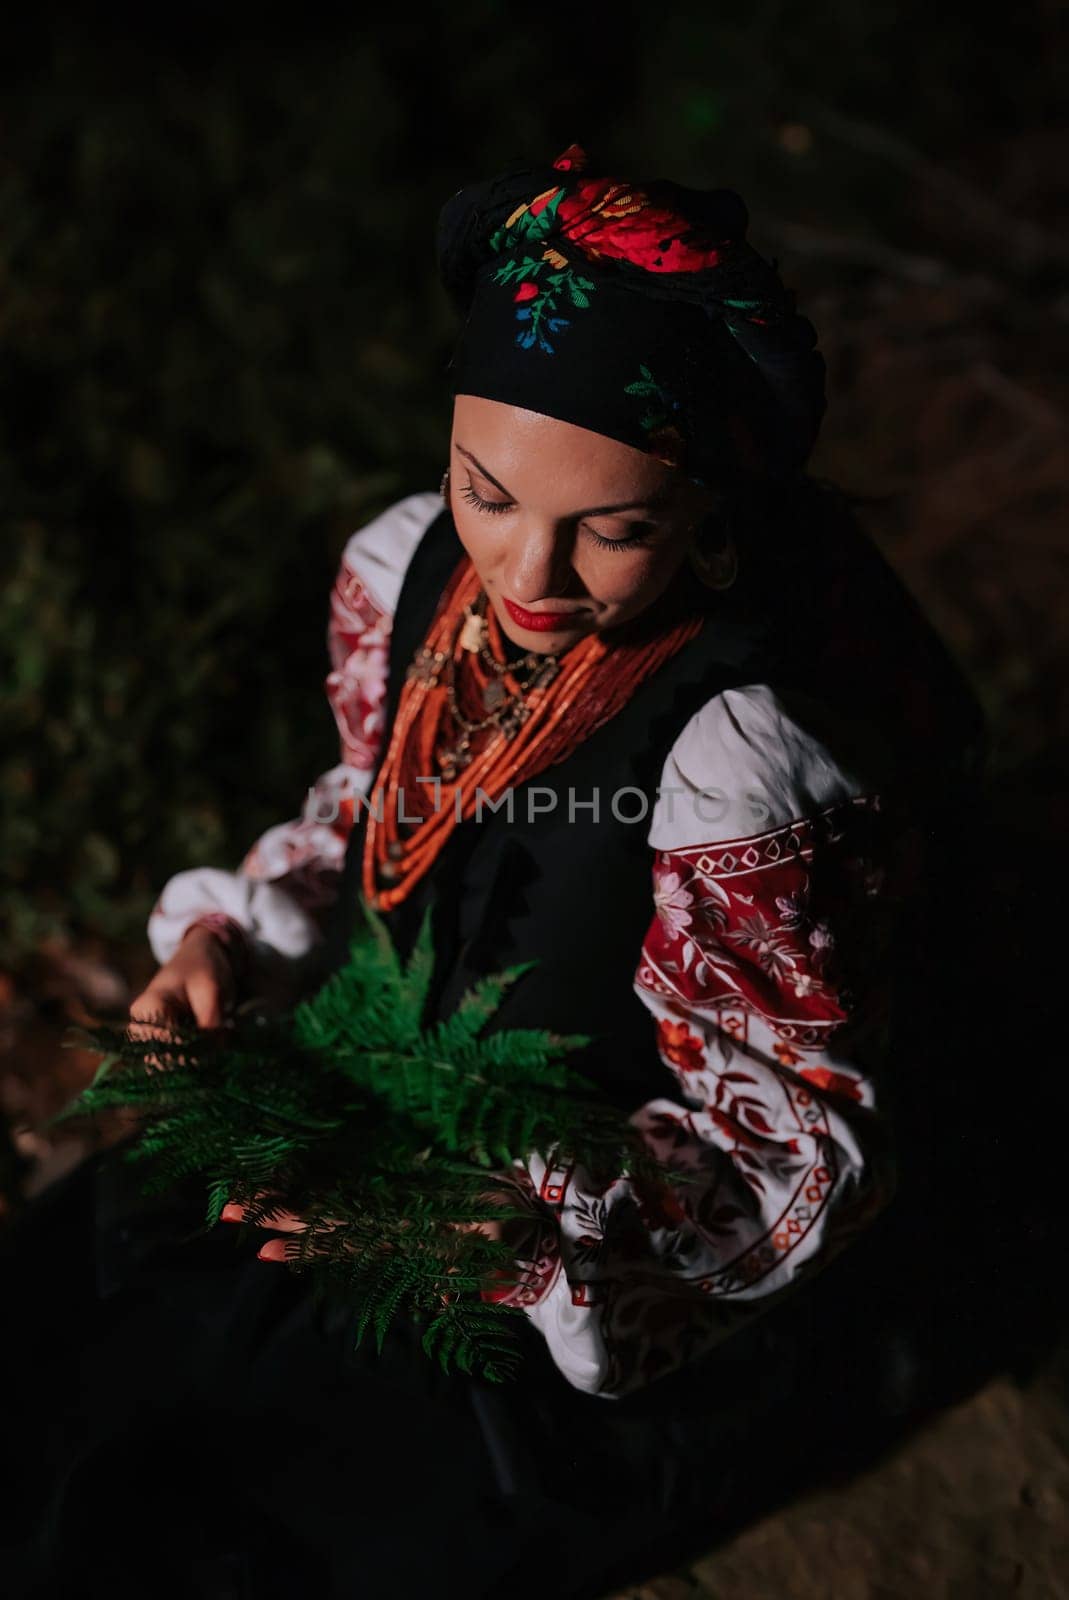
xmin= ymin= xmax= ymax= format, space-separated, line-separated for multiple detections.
xmin=454 ymin=443 xmax=673 ymax=517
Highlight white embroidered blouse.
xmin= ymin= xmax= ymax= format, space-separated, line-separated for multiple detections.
xmin=148 ymin=491 xmax=922 ymax=1399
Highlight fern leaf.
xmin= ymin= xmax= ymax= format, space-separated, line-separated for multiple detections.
xmin=396 ymin=900 xmax=436 ymax=1038
xmin=57 ymin=908 xmax=686 ymax=1384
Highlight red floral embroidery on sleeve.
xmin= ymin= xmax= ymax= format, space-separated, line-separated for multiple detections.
xmin=641 ymin=793 xmax=897 ymax=1056
xmin=656 ymin=1018 xmax=706 ymax=1074
xmin=234 ymin=553 xmax=395 ymax=922
xmin=325 ymin=554 xmax=393 ymax=772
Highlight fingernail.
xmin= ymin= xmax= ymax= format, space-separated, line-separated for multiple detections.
xmin=220 ymin=1203 xmax=244 ymax=1222
xmin=258 ymin=1239 xmax=287 ymax=1263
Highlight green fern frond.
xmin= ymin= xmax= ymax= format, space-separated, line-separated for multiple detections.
xmin=54 ymin=889 xmax=681 ymax=1382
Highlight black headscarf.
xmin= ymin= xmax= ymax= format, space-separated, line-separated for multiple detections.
xmin=437 ymin=144 xmax=827 ymax=490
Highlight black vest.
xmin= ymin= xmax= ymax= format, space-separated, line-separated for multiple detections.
xmin=322 ymin=491 xmax=986 ymax=1111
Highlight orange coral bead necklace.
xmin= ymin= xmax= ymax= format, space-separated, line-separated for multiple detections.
xmin=362 ymin=557 xmax=705 ymax=912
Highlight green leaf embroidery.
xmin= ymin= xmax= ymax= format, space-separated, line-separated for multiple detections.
xmin=510 ymin=187 xmax=564 ymax=244
xmin=624 ymin=363 xmax=681 ymax=441
xmin=489 ymin=199 xmax=599 ymax=354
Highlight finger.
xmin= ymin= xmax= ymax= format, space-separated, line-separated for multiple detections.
xmin=128 ymin=991 xmax=191 ymax=1032
xmin=447 ymin=1220 xmax=504 ymax=1242
xmin=125 ymin=1023 xmax=165 ymax=1071
xmin=127 ymin=1015 xmax=169 ymax=1039
xmin=127 ymin=998 xmax=196 ymax=1071
xmin=219 ymin=1202 xmax=306 ymax=1231
xmin=257 ymin=1208 xmax=308 ymax=1232
xmin=185 ymin=972 xmax=226 ymax=1030
xmin=127 ymin=1018 xmax=179 ymax=1057
xmin=128 ymin=1011 xmax=188 ymax=1075
xmin=257 ymin=1238 xmax=290 ymax=1263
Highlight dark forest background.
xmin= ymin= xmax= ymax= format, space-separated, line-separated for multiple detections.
xmin=2 ymin=7 xmax=1068 ymax=1592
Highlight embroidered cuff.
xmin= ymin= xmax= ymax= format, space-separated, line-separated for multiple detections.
xmin=480 ymin=1219 xmax=563 ymax=1308
xmin=478 ymin=1165 xmax=565 ymax=1308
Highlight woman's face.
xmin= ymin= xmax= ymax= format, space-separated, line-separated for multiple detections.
xmin=449 ymin=394 xmax=719 ymax=653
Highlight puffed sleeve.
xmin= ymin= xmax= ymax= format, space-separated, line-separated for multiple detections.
xmin=146 ymin=492 xmax=443 ymax=977
xmin=485 ymin=683 xmax=921 ymax=1398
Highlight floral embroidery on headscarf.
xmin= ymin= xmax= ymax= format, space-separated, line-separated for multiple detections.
xmin=440 ymin=141 xmax=828 ymax=479
xmin=556 ymin=178 xmax=726 ymax=273
xmin=548 ymin=143 xmax=730 ymax=274
xmin=490 ymin=186 xmax=598 ymax=354
xmin=624 ymin=364 xmax=687 ymax=468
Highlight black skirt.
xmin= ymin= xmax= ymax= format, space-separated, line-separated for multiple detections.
xmin=0 ymin=1136 xmax=935 ymax=1600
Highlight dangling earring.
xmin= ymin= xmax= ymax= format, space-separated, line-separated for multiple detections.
xmin=686 ymin=514 xmax=739 ymax=591
xmin=440 ymin=467 xmax=451 ymax=503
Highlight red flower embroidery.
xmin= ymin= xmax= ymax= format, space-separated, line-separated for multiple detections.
xmin=657 ymin=1018 xmax=706 ymax=1074
xmin=552 ymin=143 xmax=588 ymax=173
xmin=798 ymin=1066 xmax=864 ymax=1104
xmin=513 ymin=281 xmax=539 ymax=303
xmin=706 ymin=1105 xmax=766 ymax=1151
xmin=556 ymin=178 xmax=725 ymax=273
xmin=527 ymin=186 xmax=559 ymax=219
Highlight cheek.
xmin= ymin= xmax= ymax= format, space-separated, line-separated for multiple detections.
xmin=575 ymin=544 xmax=683 ymax=608
xmin=451 ymin=507 xmax=505 ymax=571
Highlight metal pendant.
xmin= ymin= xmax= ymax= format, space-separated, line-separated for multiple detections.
xmin=408 ymin=646 xmax=446 ymax=685
xmin=482 ymin=678 xmax=507 ymax=711
xmin=436 ymin=738 xmax=473 ymax=780
xmin=499 ymin=703 xmax=531 ymax=740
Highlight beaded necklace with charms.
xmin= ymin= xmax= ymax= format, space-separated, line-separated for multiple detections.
xmin=436 ymin=590 xmax=562 ymax=777
xmin=362 ymin=557 xmax=706 ymax=912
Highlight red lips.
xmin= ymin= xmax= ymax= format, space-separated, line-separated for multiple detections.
xmin=502 ymin=597 xmax=584 ymax=633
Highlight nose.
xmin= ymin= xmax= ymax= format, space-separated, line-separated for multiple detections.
xmin=501 ymin=519 xmax=578 ymax=604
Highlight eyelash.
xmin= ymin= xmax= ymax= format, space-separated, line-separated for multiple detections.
xmin=460 ymin=481 xmax=510 ymax=516
xmin=459 ymin=479 xmax=651 ymax=551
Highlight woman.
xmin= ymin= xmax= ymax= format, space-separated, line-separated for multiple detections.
xmin=6 ymin=146 xmax=985 ymax=1597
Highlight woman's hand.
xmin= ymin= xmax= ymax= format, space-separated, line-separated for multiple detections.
xmin=219 ymin=1189 xmax=538 ymax=1306
xmin=218 ymin=1201 xmax=348 ymax=1262
xmin=127 ymin=924 xmax=238 ymax=1063
xmin=218 ymin=1199 xmax=507 ymax=1263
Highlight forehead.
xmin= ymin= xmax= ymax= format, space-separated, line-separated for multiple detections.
xmin=451 ymin=394 xmax=684 ymax=504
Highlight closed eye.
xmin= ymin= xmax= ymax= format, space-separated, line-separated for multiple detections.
xmin=460 ymin=479 xmax=512 ymax=515
xmin=584 ymin=525 xmax=653 ymax=551
xmin=461 ymin=476 xmax=653 ymax=550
